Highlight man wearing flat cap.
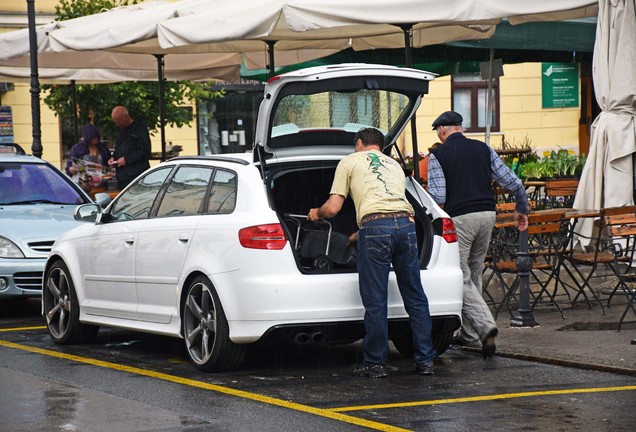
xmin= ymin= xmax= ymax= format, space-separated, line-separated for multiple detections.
xmin=427 ymin=111 xmax=529 ymax=359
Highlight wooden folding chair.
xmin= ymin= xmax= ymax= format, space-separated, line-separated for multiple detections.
xmin=545 ymin=178 xmax=579 ymax=208
xmin=486 ymin=211 xmax=569 ymax=318
xmin=561 ymin=206 xmax=636 ymax=312
xmin=493 ymin=184 xmax=513 ymax=203
xmin=495 ymin=200 xmax=536 ymax=214
xmin=602 ymin=213 xmax=636 ymax=330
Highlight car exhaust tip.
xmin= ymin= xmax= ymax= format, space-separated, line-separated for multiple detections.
xmin=310 ymin=331 xmax=326 ymax=344
xmin=293 ymin=332 xmax=311 ymax=344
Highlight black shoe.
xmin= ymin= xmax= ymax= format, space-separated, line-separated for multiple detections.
xmin=481 ymin=328 xmax=498 ymax=359
xmin=351 ymin=363 xmax=388 ymax=378
xmin=416 ymin=363 xmax=434 ymax=376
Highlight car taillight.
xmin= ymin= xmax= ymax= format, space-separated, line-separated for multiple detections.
xmin=441 ymin=218 xmax=458 ymax=243
xmin=238 ymin=224 xmax=287 ymax=250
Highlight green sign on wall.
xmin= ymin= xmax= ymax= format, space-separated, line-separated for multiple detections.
xmin=541 ymin=63 xmax=579 ymax=109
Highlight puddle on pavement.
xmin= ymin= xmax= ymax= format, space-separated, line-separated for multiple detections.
xmin=557 ymin=322 xmax=620 ymax=331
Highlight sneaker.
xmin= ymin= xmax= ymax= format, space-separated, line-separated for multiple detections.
xmin=351 ymin=363 xmax=387 ymax=378
xmin=416 ymin=363 xmax=434 ymax=376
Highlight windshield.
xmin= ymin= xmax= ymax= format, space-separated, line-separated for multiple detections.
xmin=0 ymin=162 xmax=86 ymax=205
xmin=270 ymin=89 xmax=409 ymax=146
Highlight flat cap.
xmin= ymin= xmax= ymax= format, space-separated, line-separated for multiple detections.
xmin=432 ymin=111 xmax=463 ymax=130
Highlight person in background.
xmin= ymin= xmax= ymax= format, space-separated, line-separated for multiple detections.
xmin=418 ymin=142 xmax=442 ymax=189
xmin=66 ymin=123 xmax=111 ymax=193
xmin=109 ymin=105 xmax=151 ymax=190
xmin=427 ymin=111 xmax=529 ymax=358
xmin=308 ymin=127 xmax=437 ymax=378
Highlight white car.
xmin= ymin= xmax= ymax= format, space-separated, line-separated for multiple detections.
xmin=43 ymin=64 xmax=464 ymax=371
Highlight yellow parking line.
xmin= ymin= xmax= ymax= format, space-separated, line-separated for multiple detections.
xmin=0 ymin=325 xmax=46 ymax=333
xmin=330 ymin=385 xmax=636 ymax=412
xmin=0 ymin=339 xmax=408 ymax=432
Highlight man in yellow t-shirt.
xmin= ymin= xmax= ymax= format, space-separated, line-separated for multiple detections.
xmin=308 ymin=127 xmax=436 ymax=378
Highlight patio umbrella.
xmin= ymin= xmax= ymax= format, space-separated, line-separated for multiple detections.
xmin=0 ymin=50 xmax=241 ymax=83
xmin=43 ymin=0 xmax=345 ymax=75
xmin=573 ymin=0 xmax=636 ymax=247
xmin=152 ymin=0 xmax=598 ymax=178
xmin=35 ymin=0 xmax=497 ymax=173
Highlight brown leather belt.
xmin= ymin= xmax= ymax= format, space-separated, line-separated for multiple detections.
xmin=360 ymin=211 xmax=413 ymax=225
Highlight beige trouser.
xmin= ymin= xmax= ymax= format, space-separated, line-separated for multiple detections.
xmin=453 ymin=211 xmax=498 ymax=343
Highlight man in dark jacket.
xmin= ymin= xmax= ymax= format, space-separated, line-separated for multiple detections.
xmin=427 ymin=111 xmax=529 ymax=358
xmin=109 ymin=105 xmax=151 ymax=189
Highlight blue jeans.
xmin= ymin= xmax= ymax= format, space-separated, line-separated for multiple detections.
xmin=357 ymin=216 xmax=437 ymax=366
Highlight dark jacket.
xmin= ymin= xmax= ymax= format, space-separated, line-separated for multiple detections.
xmin=431 ymin=132 xmax=496 ymax=218
xmin=66 ymin=124 xmax=111 ymax=176
xmin=113 ymin=118 xmax=151 ymax=186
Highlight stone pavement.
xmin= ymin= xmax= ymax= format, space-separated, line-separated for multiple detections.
xmin=466 ymin=272 xmax=636 ymax=376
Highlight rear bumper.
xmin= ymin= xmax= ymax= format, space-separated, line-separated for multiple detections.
xmin=235 ymin=315 xmax=461 ymax=345
xmin=210 ymin=263 xmax=463 ymax=343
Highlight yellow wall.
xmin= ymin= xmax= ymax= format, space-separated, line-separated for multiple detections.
xmin=2 ymin=83 xmax=62 ymax=166
xmin=5 ymin=0 xmax=59 ymax=13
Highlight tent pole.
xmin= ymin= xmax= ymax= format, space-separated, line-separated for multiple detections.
xmin=401 ymin=25 xmax=420 ymax=183
xmin=266 ymin=41 xmax=276 ymax=78
xmin=70 ymin=80 xmax=79 ymax=144
xmin=485 ymin=48 xmax=494 ymax=146
xmin=155 ymin=54 xmax=167 ymax=161
xmin=27 ymin=0 xmax=42 ymax=157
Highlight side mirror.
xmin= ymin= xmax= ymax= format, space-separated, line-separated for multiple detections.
xmin=74 ymin=203 xmax=103 ymax=223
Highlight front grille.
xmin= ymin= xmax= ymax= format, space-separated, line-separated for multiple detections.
xmin=14 ymin=272 xmax=43 ymax=290
xmin=27 ymin=240 xmax=55 ymax=253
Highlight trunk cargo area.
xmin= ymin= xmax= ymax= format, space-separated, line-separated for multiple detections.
xmin=266 ymin=162 xmax=434 ymax=273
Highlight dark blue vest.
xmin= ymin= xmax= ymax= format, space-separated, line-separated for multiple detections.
xmin=431 ymin=133 xmax=496 ymax=218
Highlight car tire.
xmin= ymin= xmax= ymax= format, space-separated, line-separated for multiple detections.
xmin=43 ymin=260 xmax=98 ymax=344
xmin=392 ymin=330 xmax=454 ymax=358
xmin=182 ymin=276 xmax=246 ymax=372
xmin=391 ymin=335 xmax=414 ymax=358
xmin=431 ymin=331 xmax=453 ymax=356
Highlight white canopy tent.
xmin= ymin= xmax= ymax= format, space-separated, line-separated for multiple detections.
xmin=1 ymin=0 xmax=604 ymax=164
xmin=0 ymin=1 xmax=345 ymax=74
xmin=153 ymin=0 xmax=596 ymax=178
xmin=0 ymin=50 xmax=242 ymax=83
xmin=573 ymin=0 xmax=636 ymax=247
xmin=42 ymin=0 xmax=500 ymax=73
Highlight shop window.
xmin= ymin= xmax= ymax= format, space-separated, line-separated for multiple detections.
xmin=452 ymin=73 xmax=499 ymax=133
xmin=198 ymin=83 xmax=264 ymax=155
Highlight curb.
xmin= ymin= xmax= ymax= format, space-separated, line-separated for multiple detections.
xmin=457 ymin=346 xmax=636 ymax=377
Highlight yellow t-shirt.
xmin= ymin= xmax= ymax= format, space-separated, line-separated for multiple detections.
xmin=330 ymin=149 xmax=414 ymax=227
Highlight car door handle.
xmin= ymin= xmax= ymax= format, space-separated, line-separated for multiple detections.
xmin=125 ymin=235 xmax=135 ymax=245
xmin=178 ymin=233 xmax=190 ymax=243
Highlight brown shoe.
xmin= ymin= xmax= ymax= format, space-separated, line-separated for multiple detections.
xmin=481 ymin=328 xmax=498 ymax=358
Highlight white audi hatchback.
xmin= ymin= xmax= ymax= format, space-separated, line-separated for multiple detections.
xmin=43 ymin=64 xmax=463 ymax=372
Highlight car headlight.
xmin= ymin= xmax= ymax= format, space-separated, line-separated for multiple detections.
xmin=0 ymin=236 xmax=25 ymax=258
